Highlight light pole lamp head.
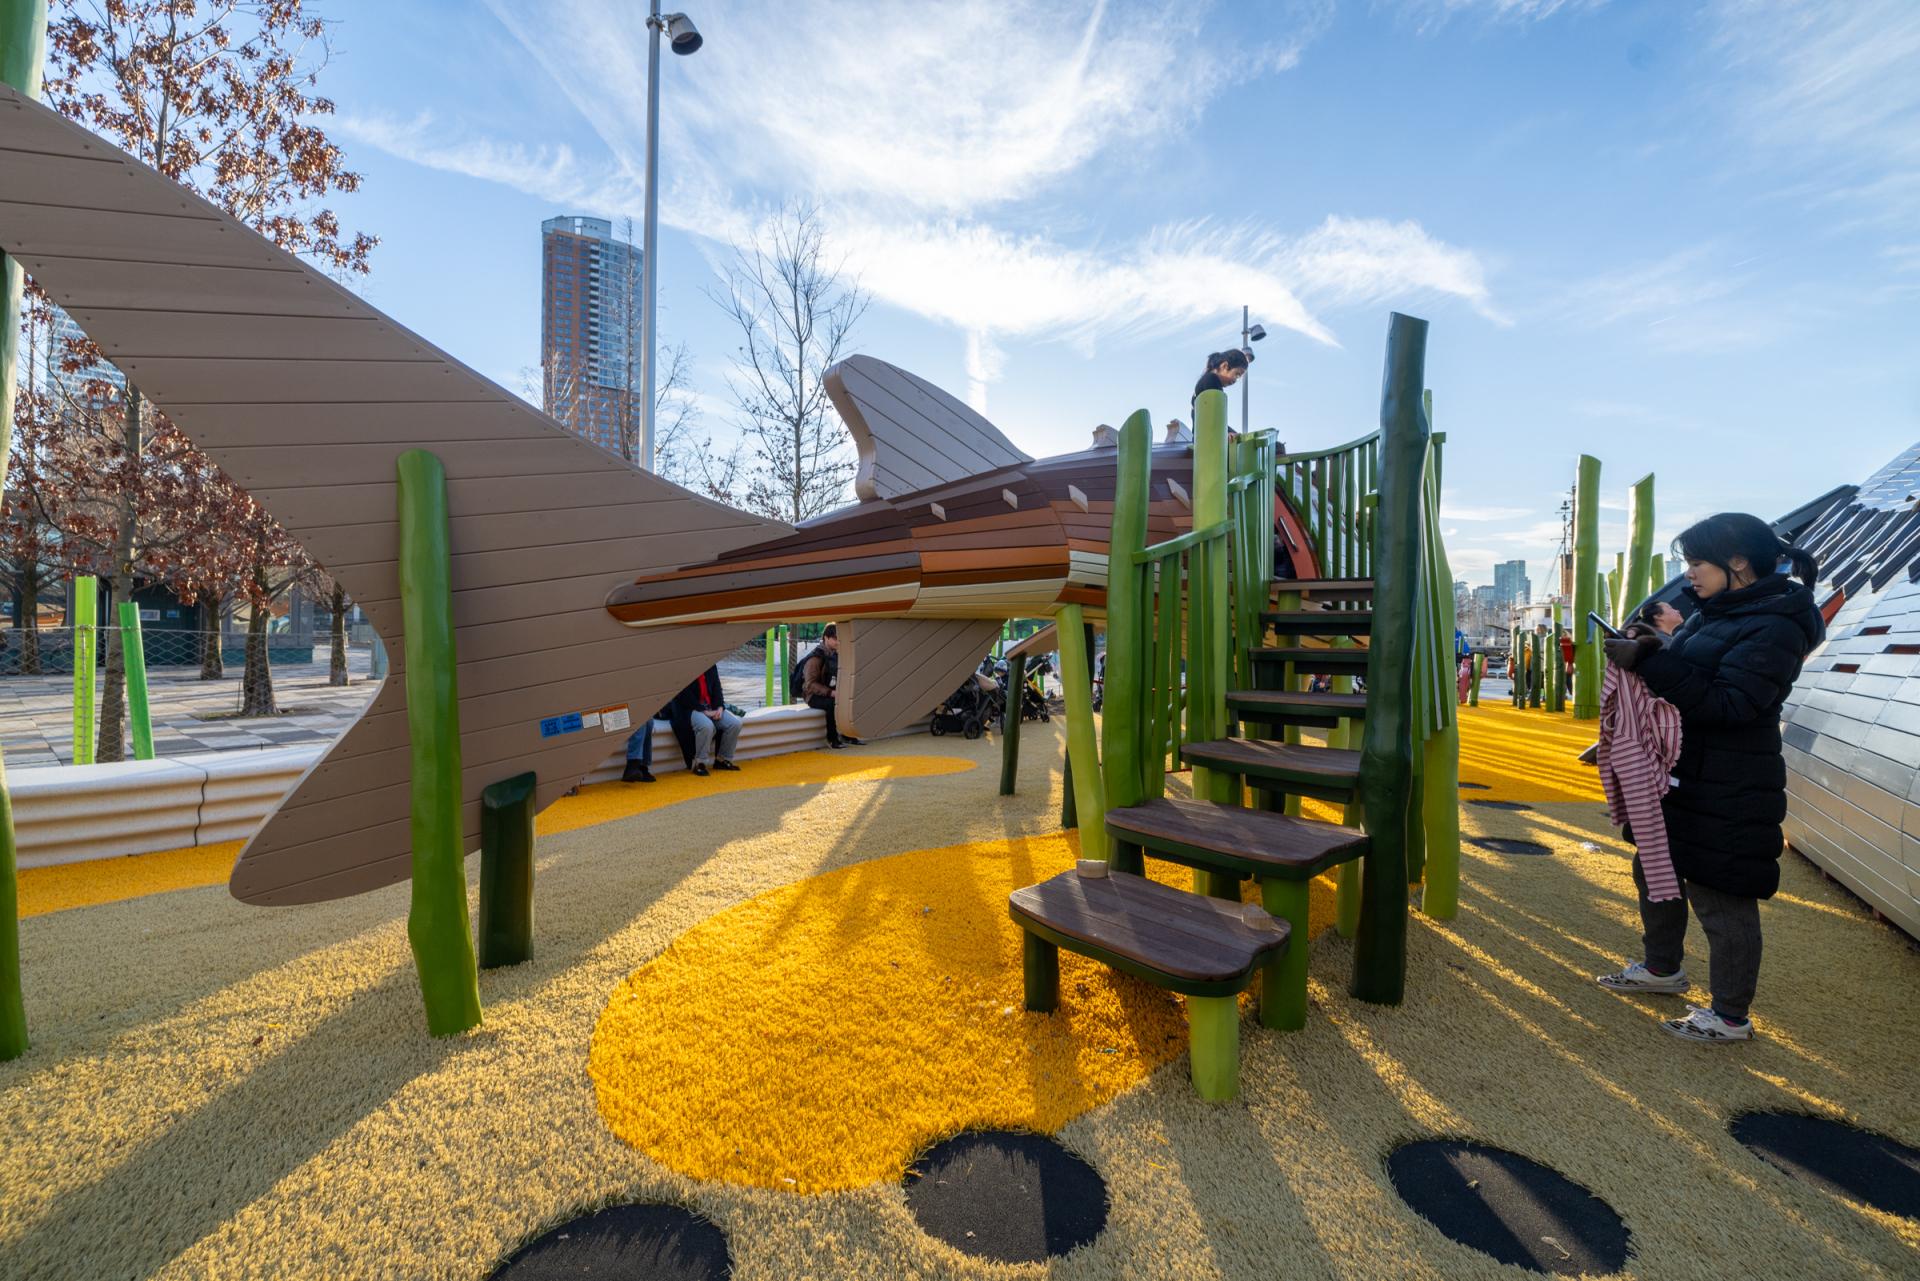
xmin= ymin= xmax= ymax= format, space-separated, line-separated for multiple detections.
xmin=1247 ymin=322 xmax=1267 ymax=342
xmin=663 ymin=12 xmax=702 ymax=54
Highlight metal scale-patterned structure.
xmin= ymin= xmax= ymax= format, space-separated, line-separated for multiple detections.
xmin=1777 ymin=443 xmax=1920 ymax=938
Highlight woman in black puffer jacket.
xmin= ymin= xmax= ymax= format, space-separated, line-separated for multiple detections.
xmin=1594 ymin=513 xmax=1824 ymax=1045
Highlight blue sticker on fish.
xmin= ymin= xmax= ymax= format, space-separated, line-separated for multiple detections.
xmin=539 ymin=711 xmax=585 ymax=738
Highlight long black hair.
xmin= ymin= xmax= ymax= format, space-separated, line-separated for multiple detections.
xmin=1673 ymin=512 xmax=1819 ymax=586
xmin=1205 ymin=349 xmax=1249 ymax=375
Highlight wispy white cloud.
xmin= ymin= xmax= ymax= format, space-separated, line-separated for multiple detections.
xmin=343 ymin=0 xmax=1502 ymax=394
xmin=1395 ymin=0 xmax=1605 ymax=33
xmin=1558 ymin=245 xmax=1823 ymax=354
xmin=1707 ymin=0 xmax=1920 ymax=227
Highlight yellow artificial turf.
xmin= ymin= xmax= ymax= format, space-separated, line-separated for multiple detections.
xmin=15 ymin=750 xmax=973 ymax=917
xmin=1456 ymin=701 xmax=1604 ymax=802
xmin=4 ymin=711 xmax=1917 ymax=1280
xmin=590 ymin=832 xmax=1337 ymax=1192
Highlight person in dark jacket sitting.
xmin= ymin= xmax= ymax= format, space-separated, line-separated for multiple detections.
xmin=1594 ymin=513 xmax=1823 ymax=1044
xmin=675 ymin=664 xmax=741 ymax=777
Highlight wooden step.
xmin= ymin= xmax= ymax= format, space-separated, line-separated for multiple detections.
xmin=1106 ymin=797 xmax=1370 ymax=882
xmin=1181 ymin=736 xmax=1361 ymax=796
xmin=1249 ymin=645 xmax=1369 ymax=674
xmin=1272 ymin=577 xmax=1374 ymax=601
xmin=1262 ymin=608 xmax=1373 ymax=635
xmin=1227 ymin=689 xmax=1368 ymax=726
xmin=1008 ymin=868 xmax=1289 ymax=996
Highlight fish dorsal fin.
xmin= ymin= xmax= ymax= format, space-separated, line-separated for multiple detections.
xmin=825 ymin=355 xmax=1031 ymax=503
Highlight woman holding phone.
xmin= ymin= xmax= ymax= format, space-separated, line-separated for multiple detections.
xmin=1593 ymin=513 xmax=1822 ymax=1044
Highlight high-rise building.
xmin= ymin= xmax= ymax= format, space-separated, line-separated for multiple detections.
xmin=1494 ymin=559 xmax=1530 ymax=607
xmin=1666 ymin=554 xmax=1685 ymax=584
xmin=43 ymin=301 xmax=125 ymax=410
xmin=541 ymin=215 xmax=641 ymax=459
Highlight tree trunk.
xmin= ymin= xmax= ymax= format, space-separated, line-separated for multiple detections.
xmin=239 ymin=566 xmax=276 ymax=717
xmin=96 ymin=386 xmax=143 ymax=763
xmin=17 ymin=571 xmax=40 ymax=676
xmin=199 ymin=596 xmax=224 ymax=679
xmin=328 ymin=582 xmax=348 ymax=686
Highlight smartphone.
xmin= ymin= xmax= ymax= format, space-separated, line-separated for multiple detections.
xmin=1586 ymin=610 xmax=1623 ymax=641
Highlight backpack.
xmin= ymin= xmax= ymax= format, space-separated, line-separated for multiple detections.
xmin=789 ymin=645 xmax=824 ymax=702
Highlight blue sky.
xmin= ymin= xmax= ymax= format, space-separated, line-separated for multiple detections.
xmin=310 ymin=0 xmax=1920 ymax=587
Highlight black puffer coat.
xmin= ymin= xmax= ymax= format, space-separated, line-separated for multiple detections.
xmin=1634 ymin=573 xmax=1824 ymax=899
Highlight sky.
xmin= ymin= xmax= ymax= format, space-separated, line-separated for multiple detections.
xmin=305 ymin=0 xmax=1920 ymax=589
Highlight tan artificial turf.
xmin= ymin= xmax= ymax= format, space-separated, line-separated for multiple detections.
xmin=2 ymin=712 xmax=1917 ymax=1279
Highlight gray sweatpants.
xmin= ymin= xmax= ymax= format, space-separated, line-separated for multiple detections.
xmin=1633 ymin=855 xmax=1763 ymax=1020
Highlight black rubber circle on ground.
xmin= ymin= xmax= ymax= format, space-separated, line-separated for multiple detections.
xmin=1469 ymin=837 xmax=1552 ymax=856
xmin=904 ymin=1130 xmax=1108 ymax=1263
xmin=1731 ymin=1111 xmax=1920 ymax=1219
xmin=1469 ymin=799 xmax=1534 ymax=811
xmin=1387 ymin=1139 xmax=1630 ymax=1275
xmin=489 ymin=1204 xmax=731 ymax=1280
xmin=1458 ymin=781 xmax=1491 ymax=790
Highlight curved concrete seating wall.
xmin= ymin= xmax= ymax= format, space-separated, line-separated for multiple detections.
xmin=10 ymin=705 xmax=850 ymax=870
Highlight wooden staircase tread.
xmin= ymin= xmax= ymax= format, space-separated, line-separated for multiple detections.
xmin=1181 ymin=736 xmax=1361 ymax=781
xmin=1107 ymin=798 xmax=1369 ymax=873
xmin=1262 ymin=609 xmax=1373 ymax=633
xmin=1227 ymin=689 xmax=1370 ymax=715
xmin=1009 ymin=868 xmax=1290 ymax=985
xmin=1272 ymin=578 xmax=1374 ymax=596
xmin=1249 ymin=645 xmax=1370 ymax=668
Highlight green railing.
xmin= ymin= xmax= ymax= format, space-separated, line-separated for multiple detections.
xmin=1276 ymin=432 xmax=1379 ymax=581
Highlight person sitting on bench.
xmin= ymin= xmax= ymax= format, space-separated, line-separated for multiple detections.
xmin=675 ymin=664 xmax=741 ymax=777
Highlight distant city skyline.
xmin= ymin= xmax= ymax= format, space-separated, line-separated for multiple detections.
xmin=540 ymin=215 xmax=641 ymax=458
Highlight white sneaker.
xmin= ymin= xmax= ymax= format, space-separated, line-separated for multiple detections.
xmin=1663 ymin=1004 xmax=1753 ymax=1044
xmin=1596 ymin=961 xmax=1690 ymax=994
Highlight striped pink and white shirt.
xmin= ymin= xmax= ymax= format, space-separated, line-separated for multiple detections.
xmin=1598 ymin=664 xmax=1684 ymax=902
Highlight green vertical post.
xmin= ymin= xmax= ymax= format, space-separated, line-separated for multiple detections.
xmin=1186 ymin=993 xmax=1240 ymax=1102
xmin=396 ymin=450 xmax=483 ymax=1037
xmin=999 ymin=653 xmax=1026 ymax=796
xmin=763 ymin=627 xmax=777 ymax=707
xmin=1056 ymin=604 xmax=1107 ymax=861
xmin=1572 ymin=455 xmax=1602 ymax=720
xmin=1103 ymin=411 xmax=1152 ymax=872
xmin=1609 ymin=554 xmax=1625 ymax=628
xmin=1189 ymin=389 xmax=1232 ymax=806
xmin=1351 ymin=313 xmax=1428 ymax=1006
xmin=71 ymin=579 xmax=96 ymax=765
xmin=1549 ymin=600 xmax=1565 ymax=714
xmin=1644 ymin=549 xmax=1665 ymax=610
xmin=1260 ymin=878 xmax=1310 ymax=1031
xmin=1625 ymin=473 xmax=1655 ymax=623
xmin=477 ymin=771 xmax=536 ymax=968
xmin=1528 ymin=630 xmax=1544 ymax=708
xmin=1469 ymin=653 xmax=1484 ymax=706
xmin=117 ymin=602 xmax=154 ymax=760
xmin=0 ymin=0 xmax=48 ymax=1063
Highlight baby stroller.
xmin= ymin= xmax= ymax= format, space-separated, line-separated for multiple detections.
xmin=930 ymin=669 xmax=999 ymax=739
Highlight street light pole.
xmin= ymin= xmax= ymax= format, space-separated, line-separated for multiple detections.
xmin=639 ymin=0 xmax=663 ymax=471
xmin=1240 ymin=304 xmax=1251 ymax=434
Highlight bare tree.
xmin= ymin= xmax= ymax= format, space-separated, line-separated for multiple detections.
xmin=712 ymin=202 xmax=868 ymax=525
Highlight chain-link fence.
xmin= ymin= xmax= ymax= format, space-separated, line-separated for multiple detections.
xmin=0 ymin=626 xmax=329 ymax=676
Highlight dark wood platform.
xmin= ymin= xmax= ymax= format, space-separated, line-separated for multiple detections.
xmin=1008 ymin=869 xmax=1289 ymax=997
xmin=1106 ymin=798 xmax=1370 ymax=882
xmin=1181 ymin=737 xmax=1362 ymax=790
xmin=1262 ymin=608 xmax=1373 ymax=635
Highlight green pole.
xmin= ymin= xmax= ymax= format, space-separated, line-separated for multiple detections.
xmin=1056 ymin=604 xmax=1107 ymax=862
xmin=1528 ymin=630 xmax=1544 ymax=708
xmin=1102 ymin=410 xmax=1152 ymax=872
xmin=1332 ymin=633 xmax=1363 ymax=938
xmin=117 ymin=602 xmax=155 ymax=760
xmin=1469 ymin=653 xmax=1484 ymax=706
xmin=71 ymin=579 xmax=96 ymax=765
xmin=763 ymin=627 xmax=777 ymax=707
xmin=1548 ymin=600 xmax=1565 ymax=714
xmin=477 ymin=771 xmax=536 ymax=969
xmin=1351 ymin=313 xmax=1427 ymax=1007
xmin=999 ymin=653 xmax=1026 ymax=796
xmin=1571 ymin=455 xmax=1602 ymax=720
xmin=0 ymin=0 xmax=47 ymax=1064
xmin=1625 ymin=473 xmax=1655 ymax=623
xmin=396 ymin=450 xmax=482 ymax=1037
xmin=1190 ymin=389 xmax=1231 ymax=807
xmin=1609 ymin=554 xmax=1625 ymax=628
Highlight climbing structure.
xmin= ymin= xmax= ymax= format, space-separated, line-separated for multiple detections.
xmin=1010 ymin=312 xmax=1461 ymax=1099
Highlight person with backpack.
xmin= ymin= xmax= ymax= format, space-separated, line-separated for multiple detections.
xmin=1593 ymin=514 xmax=1824 ymax=1045
xmin=793 ymin=624 xmax=861 ymax=749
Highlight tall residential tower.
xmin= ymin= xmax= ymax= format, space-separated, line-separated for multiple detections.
xmin=541 ymin=215 xmax=641 ymax=459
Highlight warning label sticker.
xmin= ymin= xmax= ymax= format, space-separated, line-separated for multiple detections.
xmin=540 ymin=705 xmax=633 ymax=738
